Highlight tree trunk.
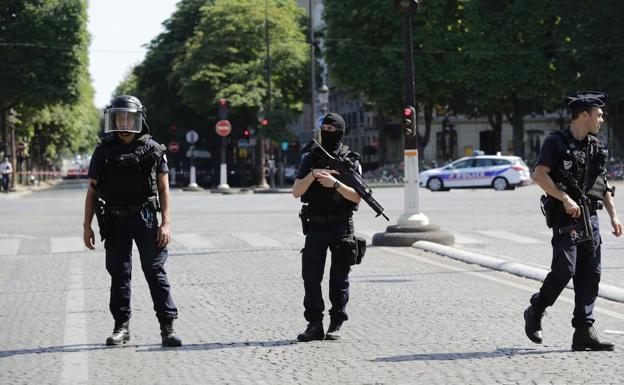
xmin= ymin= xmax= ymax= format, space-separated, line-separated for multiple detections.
xmin=507 ymin=111 xmax=525 ymax=158
xmin=417 ymin=104 xmax=433 ymax=166
xmin=487 ymin=113 xmax=503 ymax=153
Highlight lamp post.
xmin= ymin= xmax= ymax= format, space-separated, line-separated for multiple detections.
xmin=318 ymin=84 xmax=329 ymax=115
xmin=373 ymin=0 xmax=453 ymax=247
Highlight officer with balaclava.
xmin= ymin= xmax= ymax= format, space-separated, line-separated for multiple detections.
xmin=292 ymin=112 xmax=362 ymax=342
xmin=82 ymin=95 xmax=182 ymax=347
xmin=524 ymin=91 xmax=622 ymax=351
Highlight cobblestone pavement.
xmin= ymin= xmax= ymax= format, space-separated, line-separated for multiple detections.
xmin=1 ymin=181 xmax=624 ymax=384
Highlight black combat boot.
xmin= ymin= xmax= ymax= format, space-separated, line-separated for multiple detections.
xmin=297 ymin=321 xmax=324 ymax=342
xmin=524 ymin=305 xmax=546 ymax=344
xmin=106 ymin=321 xmax=130 ymax=346
xmin=572 ymin=326 xmax=614 ymax=351
xmin=160 ymin=320 xmax=182 ymax=347
xmin=325 ymin=320 xmax=343 ymax=341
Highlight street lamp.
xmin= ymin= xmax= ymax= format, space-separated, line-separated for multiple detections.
xmin=318 ymin=84 xmax=329 ymax=115
xmin=373 ymin=0 xmax=453 ymax=247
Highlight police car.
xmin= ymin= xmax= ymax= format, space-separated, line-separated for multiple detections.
xmin=420 ymin=155 xmax=531 ymax=191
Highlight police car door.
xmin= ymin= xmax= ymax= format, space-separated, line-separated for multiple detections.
xmin=445 ymin=158 xmax=475 ymax=187
xmin=474 ymin=158 xmax=495 ymax=187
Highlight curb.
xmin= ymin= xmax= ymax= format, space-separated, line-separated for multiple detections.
xmin=412 ymin=240 xmax=624 ymax=303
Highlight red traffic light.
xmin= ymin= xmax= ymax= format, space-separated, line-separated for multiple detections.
xmin=260 ymin=119 xmax=269 ymax=126
xmin=218 ymin=98 xmax=227 ymax=106
xmin=243 ymin=129 xmax=250 ymax=137
xmin=403 ymin=107 xmax=413 ymax=117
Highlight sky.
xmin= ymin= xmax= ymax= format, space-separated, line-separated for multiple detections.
xmin=87 ymin=0 xmax=179 ymax=109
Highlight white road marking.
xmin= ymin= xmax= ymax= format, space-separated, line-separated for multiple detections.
xmin=174 ymin=233 xmax=214 ymax=249
xmin=59 ymin=258 xmax=89 ymax=384
xmin=0 ymin=232 xmax=37 ymax=239
xmin=231 ymin=233 xmax=282 ymax=248
xmin=51 ymin=237 xmax=85 ymax=253
xmin=381 ymin=247 xmax=624 ymax=321
xmin=0 ymin=239 xmax=20 ymax=255
xmin=478 ymin=230 xmax=543 ymax=244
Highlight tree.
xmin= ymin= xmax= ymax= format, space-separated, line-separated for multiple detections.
xmin=323 ymin=0 xmax=468 ymax=162
xmin=0 ymin=0 xmax=93 ymax=176
xmin=172 ymin=0 xmax=307 ymax=140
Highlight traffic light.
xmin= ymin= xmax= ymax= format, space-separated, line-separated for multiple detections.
xmin=260 ymin=118 xmax=269 ymax=127
xmin=242 ymin=128 xmax=250 ymax=138
xmin=402 ymin=106 xmax=416 ymax=136
xmin=394 ymin=0 xmax=419 ymax=12
xmin=218 ymin=98 xmax=228 ymax=120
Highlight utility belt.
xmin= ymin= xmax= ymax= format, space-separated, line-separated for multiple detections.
xmin=540 ymin=194 xmax=600 ymax=229
xmin=309 ymin=212 xmax=352 ymax=224
xmin=108 ymin=196 xmax=160 ymax=218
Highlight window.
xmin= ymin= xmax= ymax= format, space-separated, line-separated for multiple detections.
xmin=492 ymin=159 xmax=511 ymax=166
xmin=475 ymin=158 xmax=494 ymax=167
xmin=449 ymin=159 xmax=474 ymax=169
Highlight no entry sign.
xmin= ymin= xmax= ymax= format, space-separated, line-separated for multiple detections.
xmin=168 ymin=141 xmax=180 ymax=153
xmin=215 ymin=120 xmax=232 ymax=137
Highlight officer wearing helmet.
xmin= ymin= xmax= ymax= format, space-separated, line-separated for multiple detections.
xmin=292 ymin=112 xmax=362 ymax=342
xmin=524 ymin=91 xmax=622 ymax=351
xmin=82 ymin=95 xmax=182 ymax=347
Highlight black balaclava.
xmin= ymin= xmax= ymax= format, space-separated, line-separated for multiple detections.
xmin=320 ymin=112 xmax=346 ymax=152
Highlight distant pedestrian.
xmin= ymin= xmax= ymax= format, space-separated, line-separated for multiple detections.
xmin=292 ymin=113 xmax=363 ymax=342
xmin=0 ymin=156 xmax=12 ymax=193
xmin=83 ymin=95 xmax=181 ymax=347
xmin=524 ymin=91 xmax=622 ymax=351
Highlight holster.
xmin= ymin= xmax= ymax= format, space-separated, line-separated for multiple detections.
xmin=299 ymin=205 xmax=310 ymax=235
xmin=94 ymin=197 xmax=109 ymax=241
xmin=540 ymin=195 xmax=554 ymax=229
xmin=331 ymin=235 xmax=367 ymax=266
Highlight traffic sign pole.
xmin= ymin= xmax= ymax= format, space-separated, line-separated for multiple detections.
xmin=215 ymin=120 xmax=232 ymax=191
xmin=182 ymin=131 xmax=203 ymax=191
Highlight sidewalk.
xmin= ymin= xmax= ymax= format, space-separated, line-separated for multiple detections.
xmin=0 ymin=178 xmax=62 ymax=199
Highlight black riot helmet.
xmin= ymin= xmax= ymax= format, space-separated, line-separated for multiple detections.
xmin=104 ymin=95 xmax=149 ymax=134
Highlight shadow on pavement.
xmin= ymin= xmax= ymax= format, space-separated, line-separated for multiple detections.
xmin=136 ymin=339 xmax=297 ymax=352
xmin=372 ymin=347 xmax=571 ymax=362
xmin=1 ymin=344 xmax=113 ymax=357
xmin=0 ymin=339 xmax=297 ymax=357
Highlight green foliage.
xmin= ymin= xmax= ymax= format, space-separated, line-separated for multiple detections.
xmin=0 ymin=0 xmax=95 ymax=167
xmin=172 ymin=0 xmax=307 ymax=140
xmin=0 ymin=0 xmax=89 ymax=108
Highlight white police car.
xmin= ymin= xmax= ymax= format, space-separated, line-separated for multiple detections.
xmin=420 ymin=155 xmax=531 ymax=191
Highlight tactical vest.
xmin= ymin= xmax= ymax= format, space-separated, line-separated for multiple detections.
xmin=549 ymin=129 xmax=608 ymax=202
xmin=98 ymin=134 xmax=166 ymax=207
xmin=302 ymin=143 xmax=360 ymax=215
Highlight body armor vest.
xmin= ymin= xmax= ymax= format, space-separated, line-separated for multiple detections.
xmin=549 ymin=129 xmax=608 ymax=202
xmin=302 ymin=143 xmax=360 ymax=215
xmin=98 ymin=134 xmax=166 ymax=207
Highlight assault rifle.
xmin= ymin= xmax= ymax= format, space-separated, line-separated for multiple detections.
xmin=311 ymin=139 xmax=389 ymax=221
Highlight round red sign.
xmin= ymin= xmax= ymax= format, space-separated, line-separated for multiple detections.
xmin=168 ymin=141 xmax=180 ymax=154
xmin=216 ymin=120 xmax=232 ymax=137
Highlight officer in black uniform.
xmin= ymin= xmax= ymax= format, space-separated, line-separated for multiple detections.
xmin=292 ymin=113 xmax=362 ymax=342
xmin=83 ymin=95 xmax=182 ymax=347
xmin=524 ymin=91 xmax=622 ymax=351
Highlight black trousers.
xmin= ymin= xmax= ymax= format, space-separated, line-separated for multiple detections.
xmin=104 ymin=207 xmax=178 ymax=323
xmin=302 ymin=220 xmax=353 ymax=323
xmin=531 ymin=213 xmax=601 ymax=328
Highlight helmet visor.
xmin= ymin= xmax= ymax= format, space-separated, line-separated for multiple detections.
xmin=104 ymin=108 xmax=142 ymax=133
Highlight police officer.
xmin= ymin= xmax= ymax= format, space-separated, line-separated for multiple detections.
xmin=524 ymin=91 xmax=622 ymax=351
xmin=82 ymin=95 xmax=182 ymax=347
xmin=292 ymin=113 xmax=362 ymax=342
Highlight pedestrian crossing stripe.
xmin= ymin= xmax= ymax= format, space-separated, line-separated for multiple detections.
xmin=0 ymin=229 xmax=620 ymax=256
xmin=0 ymin=239 xmax=20 ymax=255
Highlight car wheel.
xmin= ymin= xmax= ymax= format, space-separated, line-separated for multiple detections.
xmin=492 ymin=177 xmax=509 ymax=191
xmin=427 ymin=177 xmax=444 ymax=192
